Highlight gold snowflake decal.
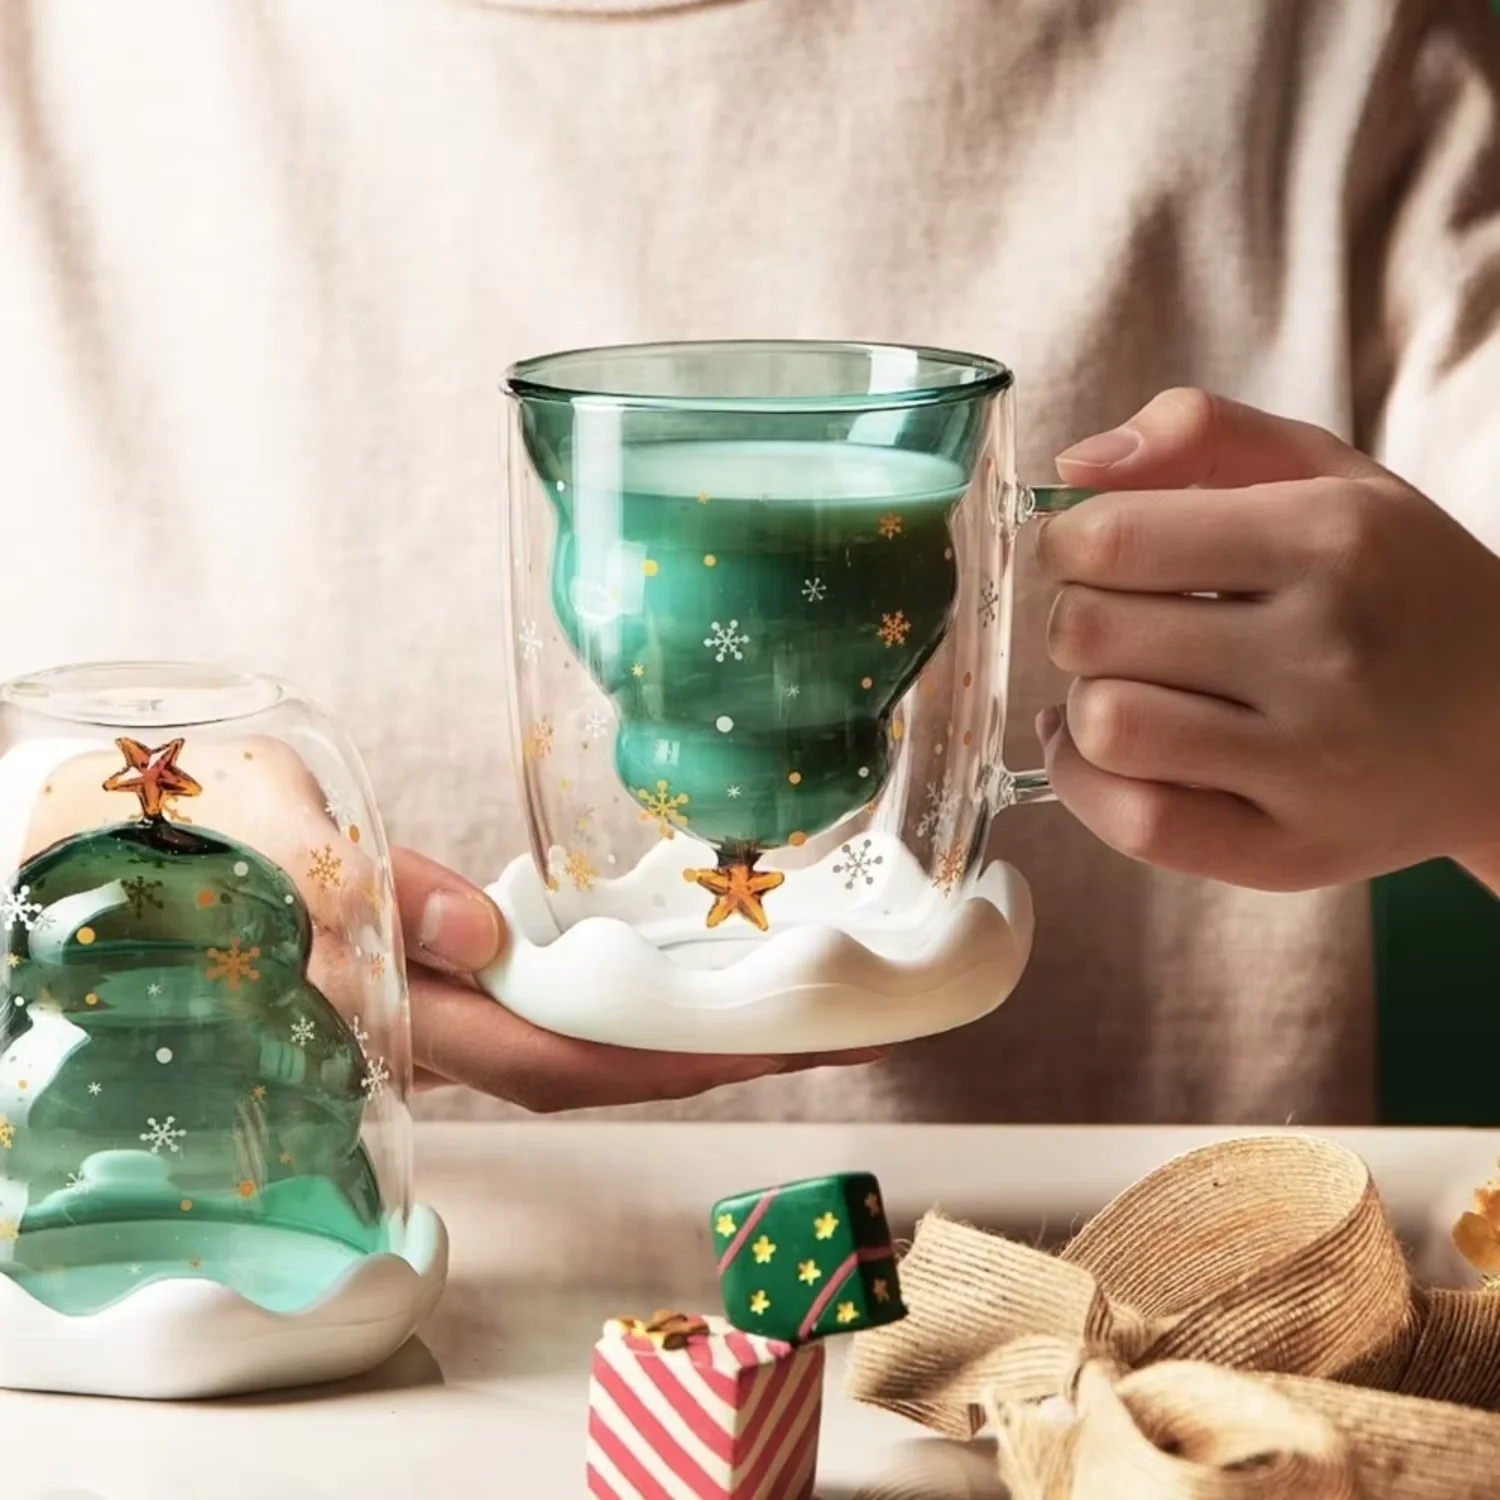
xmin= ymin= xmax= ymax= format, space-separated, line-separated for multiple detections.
xmin=751 ymin=1234 xmax=776 ymax=1264
xmin=797 ymin=1259 xmax=822 ymax=1285
xmin=877 ymin=611 xmax=911 ymax=648
xmin=715 ymin=1212 xmax=737 ymax=1237
xmin=637 ymin=780 xmax=690 ymax=838
xmin=877 ymin=512 xmax=903 ymax=539
xmin=0 ymin=1219 xmax=17 ymax=1243
xmin=933 ymin=841 xmax=966 ymax=894
xmin=564 ymin=848 xmax=597 ymax=892
xmin=749 ymin=1289 xmax=770 ymax=1315
xmin=836 ymin=1301 xmax=860 ymax=1325
xmin=524 ymin=721 xmax=554 ymax=760
xmin=3 ymin=953 xmax=18 ymax=969
xmin=813 ymin=1211 xmax=839 ymax=1240
xmin=206 ymin=937 xmax=262 ymax=991
xmin=0 ymin=1117 xmax=13 ymax=1149
xmin=308 ymin=845 xmax=343 ymax=892
xmin=367 ymin=953 xmax=386 ymax=979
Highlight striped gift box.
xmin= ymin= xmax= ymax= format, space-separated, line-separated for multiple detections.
xmin=586 ymin=1312 xmax=824 ymax=1500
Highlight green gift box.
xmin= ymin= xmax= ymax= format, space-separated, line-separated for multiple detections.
xmin=711 ymin=1172 xmax=907 ymax=1344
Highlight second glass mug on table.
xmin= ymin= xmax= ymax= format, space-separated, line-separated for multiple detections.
xmin=481 ymin=340 xmax=1089 ymax=1054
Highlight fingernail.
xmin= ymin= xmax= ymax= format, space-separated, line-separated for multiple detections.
xmin=1036 ymin=706 xmax=1064 ymax=745
xmin=1057 ymin=426 xmax=1142 ymax=470
xmin=723 ymin=1057 xmax=789 ymax=1082
xmin=419 ymin=889 xmax=505 ymax=973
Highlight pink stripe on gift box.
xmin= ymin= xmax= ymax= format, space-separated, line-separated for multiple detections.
xmin=593 ymin=1354 xmax=724 ymax=1500
xmin=638 ymin=1354 xmax=737 ymax=1466
xmin=735 ymin=1346 xmax=823 ymax=1500
xmin=716 ymin=1190 xmax=779 ymax=1276
xmin=587 ymin=1407 xmax=677 ymax=1500
xmin=797 ymin=1246 xmax=892 ymax=1341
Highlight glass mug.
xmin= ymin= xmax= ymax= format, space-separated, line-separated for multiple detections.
xmin=482 ymin=341 xmax=1088 ymax=1055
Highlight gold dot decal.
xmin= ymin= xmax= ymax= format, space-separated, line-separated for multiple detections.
xmin=703 ymin=554 xmax=717 ymax=568
xmin=238 ymin=1181 xmax=256 ymax=1198
xmin=861 ymin=676 xmax=873 ymax=690
xmin=349 ymin=825 xmax=361 ymax=845
xmin=789 ymin=831 xmax=807 ymax=847
xmin=643 ymin=559 xmax=659 ymax=576
xmin=788 ymin=772 xmax=802 ymax=786
xmin=85 ymin=993 xmax=98 ymax=1006
xmin=963 ymin=731 xmax=974 ymax=747
xmin=180 ymin=1199 xmax=193 ymax=1213
xmin=76 ymin=928 xmax=95 ymax=946
xmin=893 ymin=722 xmax=905 ymax=742
xmin=196 ymin=890 xmax=215 ymax=908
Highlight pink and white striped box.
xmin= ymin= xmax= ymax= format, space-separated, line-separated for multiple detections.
xmin=586 ymin=1312 xmax=824 ymax=1500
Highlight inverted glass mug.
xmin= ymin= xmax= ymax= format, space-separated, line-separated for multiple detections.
xmin=481 ymin=340 xmax=1089 ymax=1055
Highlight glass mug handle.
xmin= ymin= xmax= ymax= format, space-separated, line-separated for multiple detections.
xmin=992 ymin=484 xmax=1096 ymax=808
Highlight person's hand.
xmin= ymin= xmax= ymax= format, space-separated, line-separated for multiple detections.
xmin=1033 ymin=388 xmax=1500 ymax=892
xmin=392 ymin=847 xmax=885 ymax=1110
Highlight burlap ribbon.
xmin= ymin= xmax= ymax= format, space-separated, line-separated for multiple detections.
xmin=846 ymin=1135 xmax=1500 ymax=1500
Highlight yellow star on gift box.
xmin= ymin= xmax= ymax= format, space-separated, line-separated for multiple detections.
xmin=873 ymin=1278 xmax=891 ymax=1303
xmin=813 ymin=1211 xmax=839 ymax=1239
xmin=836 ymin=1301 xmax=859 ymax=1325
xmin=749 ymin=1290 xmax=770 ymax=1316
xmin=751 ymin=1234 xmax=776 ymax=1264
xmin=798 ymin=1259 xmax=821 ymax=1285
xmin=715 ymin=1212 xmax=736 ymax=1237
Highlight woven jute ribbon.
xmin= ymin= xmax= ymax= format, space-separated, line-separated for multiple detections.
xmin=846 ymin=1135 xmax=1500 ymax=1500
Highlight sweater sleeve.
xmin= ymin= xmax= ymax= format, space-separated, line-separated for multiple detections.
xmin=1352 ymin=1 xmax=1500 ymax=549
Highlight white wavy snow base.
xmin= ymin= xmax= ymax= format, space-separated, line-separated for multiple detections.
xmin=0 ymin=1205 xmax=448 ymax=1399
xmin=481 ymin=832 xmax=1035 ymax=1053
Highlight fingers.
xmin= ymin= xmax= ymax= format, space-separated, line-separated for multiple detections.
xmin=1054 ymin=387 xmax=1385 ymax=491
xmin=1052 ymin=678 xmax=1281 ymax=796
xmin=391 ymin=846 xmax=506 ymax=975
xmin=1039 ymin=705 xmax=1282 ymax=884
xmin=408 ymin=970 xmax=884 ymax=1112
xmin=1047 ymin=586 xmax=1268 ymax=705
xmin=1035 ymin=483 xmax=1315 ymax=594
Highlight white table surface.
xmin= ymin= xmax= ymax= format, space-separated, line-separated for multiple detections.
xmin=5 ymin=1121 xmax=1498 ymax=1500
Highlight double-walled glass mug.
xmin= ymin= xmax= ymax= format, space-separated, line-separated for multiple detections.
xmin=481 ymin=341 xmax=1088 ymax=1055
xmin=0 ymin=661 xmax=447 ymax=1399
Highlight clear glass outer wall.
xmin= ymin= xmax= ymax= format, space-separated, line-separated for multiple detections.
xmin=502 ymin=340 xmax=1025 ymax=952
xmin=0 ymin=663 xmax=411 ymax=1315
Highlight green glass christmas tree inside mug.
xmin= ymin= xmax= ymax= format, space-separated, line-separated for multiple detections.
xmin=506 ymin=341 xmax=1084 ymax=927
xmin=488 ymin=341 xmax=1086 ymax=1055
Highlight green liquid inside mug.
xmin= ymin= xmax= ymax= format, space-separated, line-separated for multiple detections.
xmin=505 ymin=341 xmax=1087 ymax=930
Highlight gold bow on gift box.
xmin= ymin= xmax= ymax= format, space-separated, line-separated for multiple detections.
xmin=846 ymin=1136 xmax=1500 ymax=1500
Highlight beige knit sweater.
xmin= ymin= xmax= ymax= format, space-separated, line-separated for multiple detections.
xmin=2 ymin=0 xmax=1497 ymax=1123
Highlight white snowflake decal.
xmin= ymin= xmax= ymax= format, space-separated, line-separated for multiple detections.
xmin=87 ymin=1082 xmax=102 ymax=1096
xmin=726 ymin=785 xmax=743 ymax=799
xmin=361 ymin=1057 xmax=391 ymax=1099
xmin=582 ymin=705 xmax=611 ymax=739
xmin=66 ymin=1170 xmax=86 ymax=1190
xmin=291 ymin=1017 xmax=315 ymax=1048
xmin=324 ymin=788 xmax=361 ymax=835
xmin=519 ymin=619 xmax=545 ymax=663
xmin=147 ymin=983 xmax=163 ymax=998
xmin=802 ymin=577 xmax=827 ymax=603
xmin=917 ymin=776 xmax=961 ymax=842
xmin=783 ymin=684 xmax=801 ymax=699
xmin=140 ymin=1116 xmax=186 ymax=1155
xmin=978 ymin=580 xmax=1000 ymax=626
xmin=832 ymin=839 xmax=885 ymax=891
xmin=703 ymin=620 xmax=749 ymax=663
xmin=0 ymin=883 xmax=43 ymax=934
xmin=350 ymin=1015 xmax=370 ymax=1050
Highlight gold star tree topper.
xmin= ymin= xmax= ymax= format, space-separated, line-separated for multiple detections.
xmin=102 ymin=738 xmax=202 ymax=820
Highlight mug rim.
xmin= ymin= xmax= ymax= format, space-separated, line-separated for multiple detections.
xmin=502 ymin=339 xmax=1014 ymax=413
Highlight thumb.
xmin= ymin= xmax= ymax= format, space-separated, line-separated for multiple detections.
xmin=392 ymin=846 xmax=507 ymax=975
xmin=1055 ymin=387 xmax=1384 ymax=490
